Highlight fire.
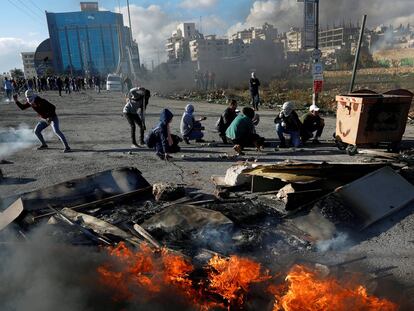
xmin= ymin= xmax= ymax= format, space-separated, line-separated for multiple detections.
xmin=97 ymin=242 xmax=196 ymax=302
xmin=272 ymin=265 xmax=398 ymax=311
xmin=98 ymin=243 xmax=399 ymax=311
xmin=207 ymin=255 xmax=271 ymax=306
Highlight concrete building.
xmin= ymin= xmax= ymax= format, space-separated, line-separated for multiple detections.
xmin=166 ymin=23 xmax=203 ymax=63
xmin=230 ymin=23 xmax=278 ymax=44
xmin=285 ymin=27 xmax=303 ymax=52
xmin=44 ymin=1 xmax=139 ymax=76
xmin=319 ymin=24 xmax=360 ymax=52
xmin=189 ymin=35 xmax=229 ymax=62
xmin=21 ymin=52 xmax=37 ymax=78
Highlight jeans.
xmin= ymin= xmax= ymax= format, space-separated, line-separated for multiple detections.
xmin=34 ymin=116 xmax=69 ymax=149
xmin=276 ymin=124 xmax=301 ymax=147
xmin=301 ymin=123 xmax=325 ymax=142
xmin=124 ymin=113 xmax=144 ymax=145
xmin=251 ymin=93 xmax=260 ymax=110
xmin=183 ymin=121 xmax=204 ymax=141
xmin=5 ymin=89 xmax=12 ymax=100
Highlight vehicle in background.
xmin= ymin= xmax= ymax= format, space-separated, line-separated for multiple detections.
xmin=106 ymin=74 xmax=122 ymax=91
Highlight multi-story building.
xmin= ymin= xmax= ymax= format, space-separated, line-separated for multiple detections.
xmin=230 ymin=23 xmax=278 ymax=44
xmin=319 ymin=24 xmax=360 ymax=51
xmin=189 ymin=35 xmax=229 ymax=62
xmin=45 ymin=1 xmax=139 ymax=76
xmin=285 ymin=27 xmax=303 ymax=52
xmin=166 ymin=23 xmax=203 ymax=63
xmin=21 ymin=52 xmax=37 ymax=78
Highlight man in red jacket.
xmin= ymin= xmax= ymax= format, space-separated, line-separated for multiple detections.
xmin=13 ymin=90 xmax=71 ymax=152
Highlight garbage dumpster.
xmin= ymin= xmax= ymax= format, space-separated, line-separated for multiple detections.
xmin=335 ymin=89 xmax=413 ymax=155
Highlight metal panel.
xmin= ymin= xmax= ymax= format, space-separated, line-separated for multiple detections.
xmin=336 ymin=167 xmax=414 ymax=229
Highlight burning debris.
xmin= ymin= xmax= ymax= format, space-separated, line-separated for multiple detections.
xmin=1 ymin=161 xmax=413 ymax=310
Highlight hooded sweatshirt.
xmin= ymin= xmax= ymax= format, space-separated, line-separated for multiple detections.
xmin=154 ymin=109 xmax=174 ymax=154
xmin=15 ymin=95 xmax=57 ymax=119
xmin=180 ymin=104 xmax=195 ymax=136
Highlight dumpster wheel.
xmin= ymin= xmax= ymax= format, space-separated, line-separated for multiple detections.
xmin=334 ymin=135 xmax=348 ymax=151
xmin=346 ymin=145 xmax=358 ymax=156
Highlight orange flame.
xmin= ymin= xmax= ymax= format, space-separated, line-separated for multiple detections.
xmin=207 ymin=255 xmax=271 ymax=306
xmin=98 ymin=244 xmax=399 ymax=311
xmin=272 ymin=265 xmax=398 ymax=311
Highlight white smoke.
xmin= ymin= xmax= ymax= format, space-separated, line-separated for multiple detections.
xmin=316 ymin=232 xmax=351 ymax=253
xmin=0 ymin=124 xmax=38 ymax=158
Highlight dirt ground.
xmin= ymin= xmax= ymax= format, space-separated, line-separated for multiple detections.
xmin=1 ymin=90 xmax=414 ymax=288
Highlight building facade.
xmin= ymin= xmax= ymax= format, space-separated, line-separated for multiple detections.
xmin=46 ymin=2 xmax=138 ymax=75
xmin=166 ymin=23 xmax=203 ymax=63
xmin=21 ymin=52 xmax=37 ymax=78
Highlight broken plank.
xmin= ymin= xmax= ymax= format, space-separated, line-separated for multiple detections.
xmin=0 ymin=198 xmax=24 ymax=232
xmin=133 ymin=224 xmax=161 ymax=249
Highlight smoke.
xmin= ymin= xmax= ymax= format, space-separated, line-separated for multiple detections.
xmin=228 ymin=0 xmax=414 ymax=34
xmin=316 ymin=232 xmax=351 ymax=253
xmin=0 ymin=124 xmax=38 ymax=158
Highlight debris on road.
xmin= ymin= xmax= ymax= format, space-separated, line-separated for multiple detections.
xmin=152 ymin=182 xmax=186 ymax=201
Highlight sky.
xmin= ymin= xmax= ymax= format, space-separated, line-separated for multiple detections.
xmin=0 ymin=0 xmax=413 ymax=73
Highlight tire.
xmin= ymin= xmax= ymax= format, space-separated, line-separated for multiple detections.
xmin=346 ymin=145 xmax=358 ymax=156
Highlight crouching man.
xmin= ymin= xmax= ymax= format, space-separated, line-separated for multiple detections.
xmin=275 ymin=101 xmax=302 ymax=148
xmin=13 ymin=90 xmax=71 ymax=152
xmin=225 ymin=107 xmax=265 ymax=155
xmin=146 ymin=109 xmax=181 ymax=160
xmin=301 ymin=104 xmax=325 ymax=144
xmin=180 ymin=104 xmax=206 ymax=144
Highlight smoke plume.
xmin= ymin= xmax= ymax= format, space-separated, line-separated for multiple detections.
xmin=0 ymin=124 xmax=38 ymax=158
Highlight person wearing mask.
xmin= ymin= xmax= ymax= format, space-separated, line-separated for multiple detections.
xmin=301 ymin=104 xmax=325 ymax=144
xmin=145 ymin=109 xmax=181 ymax=160
xmin=249 ymin=72 xmax=261 ymax=111
xmin=123 ymin=87 xmax=146 ymax=147
xmin=274 ymin=101 xmax=302 ymax=148
xmin=13 ymin=90 xmax=71 ymax=152
xmin=216 ymin=99 xmax=238 ymax=144
xmin=180 ymin=104 xmax=206 ymax=144
xmin=226 ymin=107 xmax=265 ymax=155
xmin=3 ymin=77 xmax=13 ymax=101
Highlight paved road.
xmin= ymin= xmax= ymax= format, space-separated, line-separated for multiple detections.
xmin=1 ymin=90 xmax=414 ymax=290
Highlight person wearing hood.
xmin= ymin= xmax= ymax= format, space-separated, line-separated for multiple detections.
xmin=249 ymin=72 xmax=261 ymax=111
xmin=216 ymin=99 xmax=238 ymax=144
xmin=180 ymin=104 xmax=206 ymax=144
xmin=226 ymin=107 xmax=265 ymax=155
xmin=300 ymin=104 xmax=325 ymax=144
xmin=146 ymin=109 xmax=181 ymax=160
xmin=13 ymin=90 xmax=71 ymax=152
xmin=274 ymin=101 xmax=302 ymax=148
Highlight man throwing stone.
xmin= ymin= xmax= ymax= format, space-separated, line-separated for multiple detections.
xmin=13 ymin=90 xmax=71 ymax=152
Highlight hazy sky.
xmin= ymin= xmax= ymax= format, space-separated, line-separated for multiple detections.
xmin=0 ymin=0 xmax=413 ymax=73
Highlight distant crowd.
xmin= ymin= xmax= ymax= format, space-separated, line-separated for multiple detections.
xmin=2 ymin=75 xmax=109 ymax=101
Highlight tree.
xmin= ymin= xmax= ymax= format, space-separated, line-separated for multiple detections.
xmin=10 ymin=68 xmax=24 ymax=79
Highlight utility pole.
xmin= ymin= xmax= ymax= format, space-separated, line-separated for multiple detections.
xmin=126 ymin=0 xmax=133 ymax=42
xmin=349 ymin=15 xmax=367 ymax=93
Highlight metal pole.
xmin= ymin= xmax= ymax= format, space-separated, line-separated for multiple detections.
xmin=126 ymin=0 xmax=133 ymax=42
xmin=349 ymin=14 xmax=367 ymax=93
xmin=313 ymin=0 xmax=319 ymax=105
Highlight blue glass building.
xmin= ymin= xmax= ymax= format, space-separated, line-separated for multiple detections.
xmin=46 ymin=5 xmax=135 ymax=75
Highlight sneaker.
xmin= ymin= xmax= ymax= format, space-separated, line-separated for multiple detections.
xmin=233 ymin=144 xmax=245 ymax=155
xmin=195 ymin=138 xmax=206 ymax=143
xmin=37 ymin=144 xmax=48 ymax=150
xmin=131 ymin=144 xmax=140 ymax=149
xmin=183 ymin=137 xmax=190 ymax=144
xmin=63 ymin=147 xmax=71 ymax=153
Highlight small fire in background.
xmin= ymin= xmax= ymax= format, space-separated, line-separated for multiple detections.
xmin=98 ymin=243 xmax=399 ymax=311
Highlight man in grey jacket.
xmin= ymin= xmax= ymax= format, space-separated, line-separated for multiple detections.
xmin=180 ymin=104 xmax=206 ymax=144
xmin=123 ymin=87 xmax=148 ymax=147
